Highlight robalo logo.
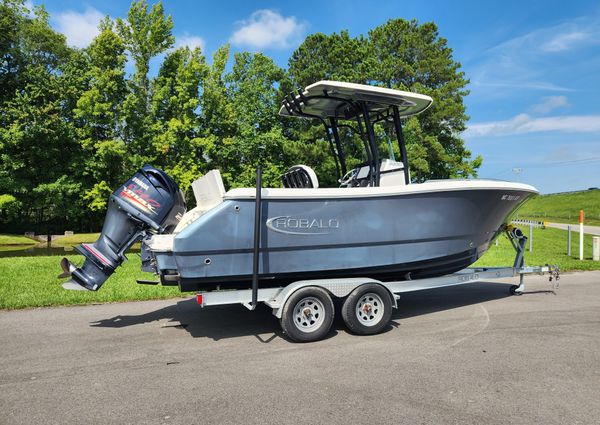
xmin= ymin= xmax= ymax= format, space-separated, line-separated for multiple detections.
xmin=266 ymin=216 xmax=340 ymax=235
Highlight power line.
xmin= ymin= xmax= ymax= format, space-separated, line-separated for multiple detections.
xmin=489 ymin=156 xmax=600 ymax=177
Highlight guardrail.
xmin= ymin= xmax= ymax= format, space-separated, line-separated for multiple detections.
xmin=512 ymin=219 xmax=546 ymax=228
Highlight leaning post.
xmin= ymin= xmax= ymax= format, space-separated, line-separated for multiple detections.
xmin=579 ymin=210 xmax=584 ymax=260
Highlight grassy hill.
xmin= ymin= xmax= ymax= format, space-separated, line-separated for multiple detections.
xmin=515 ymin=190 xmax=600 ymax=226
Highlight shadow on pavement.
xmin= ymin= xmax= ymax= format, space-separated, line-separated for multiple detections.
xmin=392 ymin=281 xmax=513 ymax=320
xmin=91 ymin=281 xmax=516 ymax=342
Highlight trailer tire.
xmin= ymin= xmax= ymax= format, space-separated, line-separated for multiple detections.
xmin=342 ymin=284 xmax=392 ymax=335
xmin=280 ymin=287 xmax=335 ymax=343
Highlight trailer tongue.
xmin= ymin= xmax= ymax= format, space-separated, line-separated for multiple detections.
xmin=60 ymin=165 xmax=186 ymax=291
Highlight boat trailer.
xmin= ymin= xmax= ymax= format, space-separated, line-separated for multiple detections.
xmin=195 ymin=225 xmax=559 ymax=342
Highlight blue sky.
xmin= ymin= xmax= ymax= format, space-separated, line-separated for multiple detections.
xmin=32 ymin=0 xmax=600 ymax=193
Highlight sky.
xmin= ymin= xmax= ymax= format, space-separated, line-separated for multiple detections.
xmin=30 ymin=0 xmax=600 ymax=194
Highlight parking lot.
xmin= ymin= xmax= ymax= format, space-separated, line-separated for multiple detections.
xmin=1 ymin=271 xmax=599 ymax=424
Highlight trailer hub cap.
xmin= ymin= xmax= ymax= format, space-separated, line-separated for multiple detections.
xmin=356 ymin=293 xmax=384 ymax=326
xmin=293 ymin=297 xmax=325 ymax=333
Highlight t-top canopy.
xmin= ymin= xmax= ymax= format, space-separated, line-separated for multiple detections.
xmin=279 ymin=80 xmax=433 ymax=120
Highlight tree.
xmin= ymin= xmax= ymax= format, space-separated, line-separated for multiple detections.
xmin=74 ymin=18 xmax=129 ymax=214
xmin=202 ymin=50 xmax=291 ymax=188
xmin=151 ymin=46 xmax=209 ymax=200
xmin=367 ymin=19 xmax=481 ymax=179
xmin=0 ymin=2 xmax=83 ymax=232
xmin=117 ymin=0 xmax=174 ymax=166
xmin=287 ymin=19 xmax=481 ymax=182
xmin=287 ymin=30 xmax=368 ymax=88
xmin=0 ymin=2 xmax=483 ymax=233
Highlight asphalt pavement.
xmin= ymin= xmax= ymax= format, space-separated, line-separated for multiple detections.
xmin=547 ymin=222 xmax=600 ymax=236
xmin=1 ymin=271 xmax=600 ymax=425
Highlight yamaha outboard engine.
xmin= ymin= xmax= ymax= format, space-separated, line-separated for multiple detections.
xmin=60 ymin=165 xmax=186 ymax=291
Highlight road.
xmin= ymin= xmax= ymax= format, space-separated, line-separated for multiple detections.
xmin=547 ymin=222 xmax=600 ymax=236
xmin=1 ymin=272 xmax=600 ymax=425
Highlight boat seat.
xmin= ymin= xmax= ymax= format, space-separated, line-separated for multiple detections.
xmin=174 ymin=170 xmax=225 ymax=233
xmin=281 ymin=165 xmax=319 ymax=188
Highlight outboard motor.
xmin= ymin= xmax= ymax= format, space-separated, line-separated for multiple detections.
xmin=60 ymin=165 xmax=186 ymax=291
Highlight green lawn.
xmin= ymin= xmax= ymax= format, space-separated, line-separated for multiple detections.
xmin=0 ymin=234 xmax=37 ymax=245
xmin=0 ymin=255 xmax=187 ymax=310
xmin=475 ymin=226 xmax=600 ymax=271
xmin=516 ymin=190 xmax=600 ymax=226
xmin=52 ymin=232 xmax=101 ymax=246
xmin=1 ymin=226 xmax=598 ymax=310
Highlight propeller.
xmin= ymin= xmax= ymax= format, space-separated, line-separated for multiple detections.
xmin=57 ymin=257 xmax=76 ymax=279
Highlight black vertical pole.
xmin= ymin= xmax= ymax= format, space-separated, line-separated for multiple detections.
xmin=323 ymin=125 xmax=341 ymax=182
xmin=360 ymin=102 xmax=380 ymax=186
xmin=392 ymin=105 xmax=410 ymax=185
xmin=251 ymin=166 xmax=262 ymax=310
xmin=329 ymin=118 xmax=347 ymax=176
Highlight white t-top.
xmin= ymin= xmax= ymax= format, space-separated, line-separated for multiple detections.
xmin=279 ymin=80 xmax=433 ymax=119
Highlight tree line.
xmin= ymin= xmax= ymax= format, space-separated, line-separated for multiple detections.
xmin=0 ymin=0 xmax=481 ymax=233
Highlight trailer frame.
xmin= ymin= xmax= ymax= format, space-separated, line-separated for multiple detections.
xmin=197 ymin=264 xmax=558 ymax=317
xmin=196 ymin=227 xmax=559 ymax=321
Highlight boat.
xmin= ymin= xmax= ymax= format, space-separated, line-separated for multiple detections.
xmin=60 ymin=80 xmax=538 ymax=293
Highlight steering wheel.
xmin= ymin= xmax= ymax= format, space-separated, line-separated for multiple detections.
xmin=339 ymin=168 xmax=360 ymax=188
xmin=339 ymin=162 xmax=372 ymax=188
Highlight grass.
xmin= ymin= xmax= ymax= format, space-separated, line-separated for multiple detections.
xmin=52 ymin=232 xmax=101 ymax=246
xmin=1 ymin=226 xmax=598 ymax=310
xmin=475 ymin=226 xmax=600 ymax=271
xmin=0 ymin=255 xmax=187 ymax=310
xmin=516 ymin=190 xmax=600 ymax=226
xmin=0 ymin=245 xmax=35 ymax=252
xmin=0 ymin=234 xmax=36 ymax=245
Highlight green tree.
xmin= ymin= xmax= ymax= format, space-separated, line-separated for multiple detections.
xmin=200 ymin=44 xmax=236 ymax=139
xmin=151 ymin=45 xmax=209 ymax=200
xmin=0 ymin=2 xmax=83 ymax=232
xmin=287 ymin=19 xmax=481 ymax=182
xmin=0 ymin=1 xmax=484 ymax=234
xmin=367 ymin=19 xmax=481 ymax=180
xmin=287 ymin=30 xmax=368 ymax=88
xmin=205 ymin=51 xmax=290 ymax=188
xmin=117 ymin=0 xmax=174 ymax=166
xmin=74 ymin=18 xmax=129 ymax=213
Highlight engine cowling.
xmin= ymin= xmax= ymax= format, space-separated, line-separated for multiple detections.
xmin=60 ymin=165 xmax=186 ymax=291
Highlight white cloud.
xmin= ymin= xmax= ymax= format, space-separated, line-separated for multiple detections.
xmin=473 ymin=81 xmax=573 ymax=92
xmin=54 ymin=7 xmax=104 ymax=48
xmin=175 ymin=33 xmax=205 ymax=51
xmin=230 ymin=10 xmax=305 ymax=49
xmin=468 ymin=15 xmax=600 ymax=95
xmin=541 ymin=31 xmax=587 ymax=52
xmin=531 ymin=96 xmax=569 ymax=114
xmin=466 ymin=114 xmax=600 ymax=137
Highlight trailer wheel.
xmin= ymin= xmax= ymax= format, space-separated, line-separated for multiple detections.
xmin=342 ymin=284 xmax=392 ymax=335
xmin=280 ymin=287 xmax=334 ymax=343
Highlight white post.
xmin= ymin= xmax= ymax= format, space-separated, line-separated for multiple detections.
xmin=567 ymin=225 xmax=571 ymax=256
xmin=529 ymin=223 xmax=533 ymax=252
xmin=579 ymin=210 xmax=584 ymax=261
xmin=593 ymin=237 xmax=600 ymax=261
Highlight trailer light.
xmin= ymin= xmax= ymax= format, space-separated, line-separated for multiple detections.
xmin=196 ymin=294 xmax=203 ymax=305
